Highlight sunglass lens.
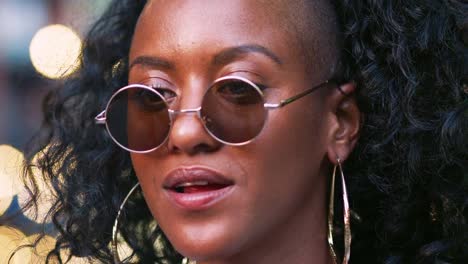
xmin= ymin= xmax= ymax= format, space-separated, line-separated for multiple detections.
xmin=106 ymin=87 xmax=170 ymax=152
xmin=201 ymin=79 xmax=267 ymax=144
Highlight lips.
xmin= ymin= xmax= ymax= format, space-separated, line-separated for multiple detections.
xmin=162 ymin=167 xmax=235 ymax=210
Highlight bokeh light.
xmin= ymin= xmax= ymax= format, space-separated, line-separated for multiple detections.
xmin=0 ymin=226 xmax=32 ymax=264
xmin=1 ymin=2 xmax=112 ymax=263
xmin=4 ymin=233 xmax=95 ymax=264
xmin=0 ymin=145 xmax=25 ymax=216
xmin=110 ymin=233 xmax=139 ymax=263
xmin=22 ymin=234 xmax=98 ymax=264
xmin=29 ymin=24 xmax=82 ymax=79
xmin=24 ymin=234 xmax=56 ymax=263
xmin=18 ymin=148 xmax=56 ymax=223
xmin=59 ymin=251 xmax=98 ymax=264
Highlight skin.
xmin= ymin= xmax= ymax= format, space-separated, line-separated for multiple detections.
xmin=129 ymin=0 xmax=360 ymax=263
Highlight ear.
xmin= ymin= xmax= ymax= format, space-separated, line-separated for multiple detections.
xmin=326 ymin=82 xmax=361 ymax=164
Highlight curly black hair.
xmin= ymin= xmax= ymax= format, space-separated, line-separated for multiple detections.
xmin=21 ymin=0 xmax=467 ymax=263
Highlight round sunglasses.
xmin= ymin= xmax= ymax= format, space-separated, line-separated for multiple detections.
xmin=95 ymin=76 xmax=330 ymax=153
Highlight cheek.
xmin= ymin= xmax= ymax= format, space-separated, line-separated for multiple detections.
xmin=258 ymin=101 xmax=328 ymax=176
xmin=257 ymin=105 xmax=327 ymax=196
xmin=233 ymin=102 xmax=329 ymax=237
xmin=129 ymin=153 xmax=162 ymax=219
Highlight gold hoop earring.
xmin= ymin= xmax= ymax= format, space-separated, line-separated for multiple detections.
xmin=112 ymin=183 xmax=192 ymax=264
xmin=327 ymin=158 xmax=351 ymax=264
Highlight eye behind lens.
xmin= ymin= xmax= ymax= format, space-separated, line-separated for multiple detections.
xmin=129 ymin=88 xmax=168 ymax=112
xmin=213 ymin=80 xmax=263 ymax=105
xmin=201 ymin=78 xmax=267 ymax=145
xmin=105 ymin=86 xmax=171 ymax=152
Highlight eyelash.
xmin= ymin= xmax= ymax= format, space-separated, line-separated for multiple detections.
xmin=147 ymin=81 xmax=267 ymax=90
xmin=255 ymin=83 xmax=267 ymax=91
xmin=149 ymin=83 xmax=165 ymax=89
xmin=137 ymin=76 xmax=268 ymax=99
xmin=148 ymin=83 xmax=177 ymax=100
xmin=223 ymin=71 xmax=268 ymax=91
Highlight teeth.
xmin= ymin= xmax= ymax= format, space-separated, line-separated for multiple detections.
xmin=176 ymin=181 xmax=209 ymax=188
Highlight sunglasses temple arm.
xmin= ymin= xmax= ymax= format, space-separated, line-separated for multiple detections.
xmin=95 ymin=110 xmax=107 ymax=125
xmin=264 ymin=80 xmax=329 ymax=109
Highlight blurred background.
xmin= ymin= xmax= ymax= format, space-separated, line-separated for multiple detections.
xmin=0 ymin=0 xmax=113 ymax=262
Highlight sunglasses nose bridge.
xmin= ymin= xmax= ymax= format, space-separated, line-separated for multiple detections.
xmin=168 ymin=107 xmax=202 ymax=117
xmin=168 ymin=107 xmax=204 ymax=130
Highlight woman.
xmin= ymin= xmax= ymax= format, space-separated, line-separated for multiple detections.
xmin=23 ymin=0 xmax=467 ymax=263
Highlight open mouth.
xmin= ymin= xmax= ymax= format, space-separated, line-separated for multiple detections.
xmin=172 ymin=181 xmax=232 ymax=194
xmin=162 ymin=167 xmax=235 ymax=210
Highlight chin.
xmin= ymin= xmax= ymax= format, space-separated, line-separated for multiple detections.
xmin=165 ymin=224 xmax=245 ymax=262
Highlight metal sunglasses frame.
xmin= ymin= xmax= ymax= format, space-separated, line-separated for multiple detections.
xmin=95 ymin=75 xmax=330 ymax=153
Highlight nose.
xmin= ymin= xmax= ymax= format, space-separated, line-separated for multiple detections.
xmin=167 ymin=109 xmax=221 ymax=155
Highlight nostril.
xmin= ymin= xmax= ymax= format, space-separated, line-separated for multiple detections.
xmin=193 ymin=143 xmax=219 ymax=154
xmin=169 ymin=143 xmax=217 ymax=154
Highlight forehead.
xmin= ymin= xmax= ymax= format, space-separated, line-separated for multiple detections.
xmin=131 ymin=0 xmax=313 ymax=63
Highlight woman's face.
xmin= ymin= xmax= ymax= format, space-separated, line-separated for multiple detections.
xmin=129 ymin=0 xmax=349 ymax=262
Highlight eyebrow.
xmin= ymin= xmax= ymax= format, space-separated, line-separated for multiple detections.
xmin=213 ymin=44 xmax=283 ymax=66
xmin=129 ymin=56 xmax=175 ymax=71
xmin=129 ymin=44 xmax=283 ymax=71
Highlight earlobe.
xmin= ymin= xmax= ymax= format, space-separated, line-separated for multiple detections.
xmin=327 ymin=82 xmax=361 ymax=163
